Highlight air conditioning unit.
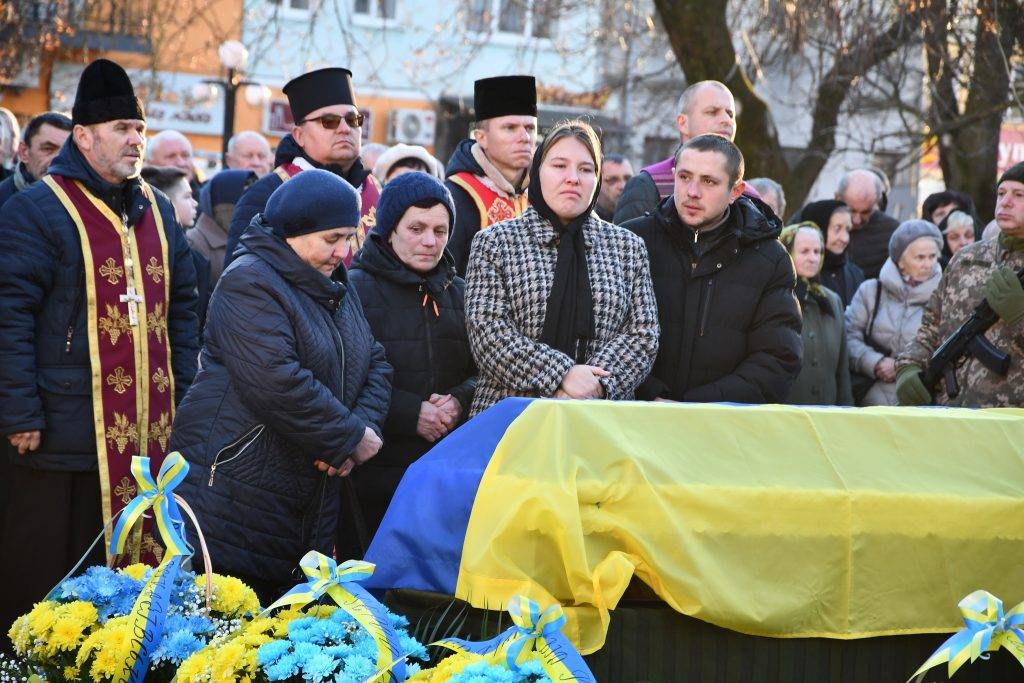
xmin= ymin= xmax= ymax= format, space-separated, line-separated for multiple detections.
xmin=389 ymin=109 xmax=436 ymax=146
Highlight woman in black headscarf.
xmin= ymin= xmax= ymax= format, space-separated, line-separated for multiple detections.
xmin=464 ymin=119 xmax=659 ymax=415
xmin=794 ymin=199 xmax=864 ymax=307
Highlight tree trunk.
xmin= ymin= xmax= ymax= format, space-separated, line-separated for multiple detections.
xmin=935 ymin=0 xmax=1022 ymax=221
xmin=650 ymin=0 xmax=790 ymax=190
xmin=652 ymin=0 xmax=925 ymax=211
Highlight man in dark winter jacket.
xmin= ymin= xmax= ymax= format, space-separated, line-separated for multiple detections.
xmin=224 ymin=67 xmax=381 ymax=271
xmin=445 ymin=75 xmax=536 ymax=275
xmin=613 ymin=81 xmax=762 ymax=225
xmin=0 ymin=111 xmax=72 ymax=209
xmin=836 ymin=169 xmax=900 ymax=280
xmin=0 ymin=59 xmax=198 ymax=631
xmin=345 ymin=172 xmax=476 ymax=555
xmin=625 ymin=134 xmax=802 ymax=403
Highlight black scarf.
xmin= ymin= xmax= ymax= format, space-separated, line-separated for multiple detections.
xmin=530 ymin=142 xmax=600 ymax=362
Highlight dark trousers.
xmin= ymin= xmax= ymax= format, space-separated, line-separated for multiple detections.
xmin=0 ymin=466 xmax=105 ymax=652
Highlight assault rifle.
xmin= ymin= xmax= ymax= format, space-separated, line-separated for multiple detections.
xmin=919 ymin=266 xmax=1024 ymax=400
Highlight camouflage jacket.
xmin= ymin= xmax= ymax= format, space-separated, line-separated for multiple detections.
xmin=897 ymin=238 xmax=1024 ymax=407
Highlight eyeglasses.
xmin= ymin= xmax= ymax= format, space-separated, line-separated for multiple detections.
xmin=299 ymin=111 xmax=364 ymax=130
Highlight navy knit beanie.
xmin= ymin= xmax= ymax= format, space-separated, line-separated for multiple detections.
xmin=264 ymin=169 xmax=361 ymax=239
xmin=373 ymin=171 xmax=455 ymax=239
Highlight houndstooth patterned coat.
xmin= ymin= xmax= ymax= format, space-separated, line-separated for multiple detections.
xmin=465 ymin=207 xmax=659 ymax=415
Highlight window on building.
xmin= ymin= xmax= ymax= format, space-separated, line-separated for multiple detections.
xmin=466 ymin=0 xmax=491 ymax=33
xmin=530 ymin=0 xmax=559 ymax=38
xmin=498 ymin=0 xmax=526 ymax=34
xmin=354 ymin=0 xmax=396 ymax=19
xmin=267 ymin=0 xmax=312 ymax=13
xmin=465 ymin=0 xmax=559 ymax=38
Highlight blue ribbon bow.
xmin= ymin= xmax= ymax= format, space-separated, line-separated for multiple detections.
xmin=109 ymin=452 xmax=189 ymax=558
xmin=437 ymin=595 xmax=596 ymax=682
xmin=262 ymin=551 xmax=406 ymax=680
xmin=911 ymin=589 xmax=1024 ymax=680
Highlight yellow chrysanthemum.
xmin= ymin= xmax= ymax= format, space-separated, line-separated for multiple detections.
xmin=8 ymin=615 xmax=31 ymax=654
xmin=45 ymin=617 xmax=87 ymax=654
xmin=305 ymin=604 xmax=337 ymax=619
xmin=64 ymin=600 xmax=99 ymax=627
xmin=90 ymin=644 xmax=121 ymax=680
xmin=63 ymin=664 xmax=80 ymax=679
xmin=203 ymin=574 xmax=260 ymax=618
xmin=177 ymin=647 xmax=214 ymax=682
xmin=121 ymin=563 xmax=149 ymax=580
xmin=25 ymin=601 xmax=59 ymax=637
xmin=210 ymin=639 xmax=247 ymax=682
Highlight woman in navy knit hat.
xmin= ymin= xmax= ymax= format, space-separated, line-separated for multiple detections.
xmin=171 ymin=169 xmax=393 ymax=601
xmin=343 ymin=171 xmax=477 ymax=557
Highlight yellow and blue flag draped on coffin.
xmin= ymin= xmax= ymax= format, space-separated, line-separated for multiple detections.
xmin=364 ymin=399 xmax=1024 ymax=654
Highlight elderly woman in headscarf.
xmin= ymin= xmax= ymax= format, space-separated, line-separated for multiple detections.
xmin=171 ymin=169 xmax=392 ymax=603
xmin=465 ymin=119 xmax=659 ymax=415
xmin=780 ymin=223 xmax=853 ymax=406
xmin=844 ymin=220 xmax=943 ymax=406
xmin=794 ymin=199 xmax=863 ymax=307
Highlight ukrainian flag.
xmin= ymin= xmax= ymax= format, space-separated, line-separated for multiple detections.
xmin=365 ymin=399 xmax=1024 ymax=654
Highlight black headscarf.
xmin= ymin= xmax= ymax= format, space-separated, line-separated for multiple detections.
xmin=530 ymin=132 xmax=601 ymax=361
xmin=796 ymin=200 xmax=847 ymax=242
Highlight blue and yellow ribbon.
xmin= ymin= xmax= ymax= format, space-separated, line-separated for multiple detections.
xmin=437 ymin=595 xmax=596 ymax=682
xmin=109 ymin=452 xmax=190 ymax=558
xmin=105 ymin=453 xmax=190 ymax=683
xmin=262 ymin=552 xmax=406 ymax=680
xmin=911 ymin=590 xmax=1024 ymax=680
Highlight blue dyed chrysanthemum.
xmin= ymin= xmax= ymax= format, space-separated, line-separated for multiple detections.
xmin=264 ymin=653 xmax=299 ymax=681
xmin=300 ymin=652 xmax=338 ymax=682
xmin=256 ymin=639 xmax=292 ymax=667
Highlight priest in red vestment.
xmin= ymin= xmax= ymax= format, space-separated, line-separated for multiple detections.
xmin=0 ymin=58 xmax=199 ymax=638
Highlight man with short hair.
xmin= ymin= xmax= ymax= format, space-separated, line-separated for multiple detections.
xmin=224 ymin=67 xmax=380 ymax=270
xmin=596 ymin=153 xmax=633 ymax=222
xmin=625 ymin=134 xmax=802 ymax=403
xmin=445 ymin=75 xmax=537 ymax=274
xmin=615 ymin=80 xmax=759 ymax=224
xmin=0 ymin=59 xmax=198 ymax=629
xmin=147 ymin=129 xmax=195 ymax=179
xmin=225 ymin=130 xmax=273 ymax=177
xmin=0 ymin=111 xmax=72 ymax=208
xmin=896 ymin=162 xmax=1024 ymax=408
xmin=747 ymin=177 xmax=786 ymax=220
xmin=835 ymin=168 xmax=900 ymax=279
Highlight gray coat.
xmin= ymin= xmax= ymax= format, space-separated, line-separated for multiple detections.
xmin=788 ymin=286 xmax=853 ymax=406
xmin=465 ymin=207 xmax=659 ymax=415
xmin=845 ymin=258 xmax=940 ymax=406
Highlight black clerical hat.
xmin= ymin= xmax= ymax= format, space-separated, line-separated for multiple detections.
xmin=284 ymin=67 xmax=357 ymax=123
xmin=474 ymin=75 xmax=537 ymax=122
xmin=72 ymin=59 xmax=145 ymax=126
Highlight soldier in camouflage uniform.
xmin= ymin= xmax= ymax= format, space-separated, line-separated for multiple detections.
xmin=896 ymin=161 xmax=1024 ymax=407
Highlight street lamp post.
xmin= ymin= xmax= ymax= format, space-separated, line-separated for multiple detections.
xmin=195 ymin=41 xmax=266 ymax=163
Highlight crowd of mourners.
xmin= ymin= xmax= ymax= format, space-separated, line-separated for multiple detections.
xmin=0 ymin=59 xmax=1022 ymax=624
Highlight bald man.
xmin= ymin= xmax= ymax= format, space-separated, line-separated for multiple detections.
xmin=225 ymin=131 xmax=273 ymax=177
xmin=835 ymin=169 xmax=900 ymax=279
xmin=614 ymin=80 xmax=761 ymax=224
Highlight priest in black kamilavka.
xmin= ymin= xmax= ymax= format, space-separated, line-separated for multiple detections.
xmin=0 ymin=59 xmax=199 ymax=637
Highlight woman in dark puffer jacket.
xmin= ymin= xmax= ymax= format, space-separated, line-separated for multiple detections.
xmin=170 ymin=170 xmax=392 ymax=603
xmin=345 ymin=172 xmax=476 ymax=556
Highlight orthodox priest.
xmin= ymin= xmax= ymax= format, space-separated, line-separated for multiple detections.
xmin=224 ymin=67 xmax=381 ymax=271
xmin=444 ymin=75 xmax=537 ymax=274
xmin=0 ymin=59 xmax=198 ymax=633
